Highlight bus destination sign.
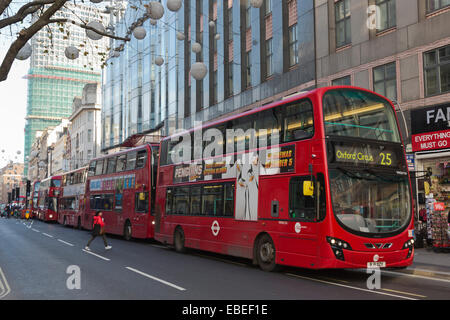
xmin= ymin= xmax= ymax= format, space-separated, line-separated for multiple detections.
xmin=328 ymin=141 xmax=403 ymax=169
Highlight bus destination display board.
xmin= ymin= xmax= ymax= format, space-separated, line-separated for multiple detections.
xmin=328 ymin=140 xmax=404 ymax=169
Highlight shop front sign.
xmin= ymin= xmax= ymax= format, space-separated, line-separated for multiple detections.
xmin=411 ymin=104 xmax=450 ymax=152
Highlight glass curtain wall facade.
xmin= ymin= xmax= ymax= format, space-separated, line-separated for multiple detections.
xmin=101 ymin=0 xmax=315 ymax=151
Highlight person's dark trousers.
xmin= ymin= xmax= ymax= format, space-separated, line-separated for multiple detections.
xmin=86 ymin=234 xmax=108 ymax=247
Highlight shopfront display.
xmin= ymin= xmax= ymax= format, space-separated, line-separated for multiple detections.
xmin=411 ymin=104 xmax=450 ymax=252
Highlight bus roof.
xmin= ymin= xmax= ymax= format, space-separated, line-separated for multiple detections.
xmin=89 ymin=143 xmax=159 ymax=163
xmin=160 ymin=86 xmax=393 ymax=142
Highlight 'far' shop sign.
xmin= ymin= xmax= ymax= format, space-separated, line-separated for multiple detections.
xmin=411 ymin=104 xmax=450 ymax=152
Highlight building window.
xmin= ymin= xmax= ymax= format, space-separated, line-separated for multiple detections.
xmin=376 ymin=0 xmax=396 ymax=32
xmin=246 ymin=0 xmax=251 ymax=29
xmin=288 ymin=24 xmax=298 ymax=67
xmin=228 ymin=61 xmax=234 ymax=97
xmin=426 ymin=0 xmax=450 ymax=13
xmin=335 ymin=0 xmax=351 ymax=48
xmin=424 ymin=45 xmax=450 ymax=96
xmin=373 ymin=62 xmax=397 ymax=102
xmin=332 ymin=75 xmax=351 ymax=86
xmin=266 ymin=38 xmax=273 ymax=77
xmin=246 ymin=51 xmax=252 ymax=88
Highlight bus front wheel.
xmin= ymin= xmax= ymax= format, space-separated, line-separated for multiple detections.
xmin=174 ymin=227 xmax=186 ymax=253
xmin=256 ymin=234 xmax=278 ymax=272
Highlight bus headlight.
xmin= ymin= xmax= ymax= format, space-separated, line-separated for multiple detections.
xmin=327 ymin=236 xmax=352 ymax=261
xmin=403 ymin=239 xmax=414 ymax=259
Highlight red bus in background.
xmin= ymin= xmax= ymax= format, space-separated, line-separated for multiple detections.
xmin=154 ymin=86 xmax=414 ymax=271
xmin=30 ymin=181 xmax=40 ymax=219
xmin=58 ymin=167 xmax=87 ymax=228
xmin=84 ymin=143 xmax=159 ymax=239
xmin=37 ymin=176 xmax=61 ymax=222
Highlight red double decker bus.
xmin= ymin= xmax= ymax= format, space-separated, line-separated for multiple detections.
xmin=154 ymin=86 xmax=414 ymax=270
xmin=84 ymin=143 xmax=159 ymax=239
xmin=30 ymin=181 xmax=40 ymax=219
xmin=37 ymin=176 xmax=61 ymax=222
xmin=58 ymin=167 xmax=88 ymax=228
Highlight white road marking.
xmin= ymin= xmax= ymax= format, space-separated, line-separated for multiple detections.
xmin=0 ymin=268 xmax=11 ymax=299
xmin=57 ymin=239 xmax=74 ymax=247
xmin=31 ymin=229 xmax=40 ymax=233
xmin=286 ymin=273 xmax=418 ymax=300
xmin=82 ymin=249 xmax=110 ymax=261
xmin=42 ymin=233 xmax=54 ymax=238
xmin=125 ymin=267 xmax=186 ymax=291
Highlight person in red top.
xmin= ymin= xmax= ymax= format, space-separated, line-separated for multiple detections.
xmin=85 ymin=211 xmax=112 ymax=251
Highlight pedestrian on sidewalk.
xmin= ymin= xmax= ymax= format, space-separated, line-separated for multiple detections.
xmin=85 ymin=211 xmax=112 ymax=251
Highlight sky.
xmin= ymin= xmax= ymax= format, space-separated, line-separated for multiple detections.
xmin=0 ymin=47 xmax=28 ymax=168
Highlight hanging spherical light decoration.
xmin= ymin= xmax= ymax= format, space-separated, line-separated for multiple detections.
xmin=16 ymin=43 xmax=32 ymax=60
xmin=176 ymin=31 xmax=185 ymax=41
xmin=191 ymin=62 xmax=208 ymax=80
xmin=112 ymin=49 xmax=120 ymax=58
xmin=16 ymin=151 xmax=21 ymax=155
xmin=215 ymin=34 xmax=220 ymax=40
xmin=250 ymin=0 xmax=263 ymax=8
xmin=85 ymin=21 xmax=105 ymax=40
xmin=192 ymin=42 xmax=202 ymax=54
xmin=64 ymin=46 xmax=79 ymax=60
xmin=155 ymin=56 xmax=164 ymax=66
xmin=209 ymin=21 xmax=215 ymax=28
xmin=147 ymin=1 xmax=164 ymax=20
xmin=167 ymin=0 xmax=182 ymax=12
xmin=133 ymin=26 xmax=147 ymax=40
xmin=150 ymin=19 xmax=158 ymax=26
xmin=90 ymin=0 xmax=103 ymax=3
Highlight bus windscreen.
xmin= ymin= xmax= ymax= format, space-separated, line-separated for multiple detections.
xmin=323 ymin=89 xmax=401 ymax=143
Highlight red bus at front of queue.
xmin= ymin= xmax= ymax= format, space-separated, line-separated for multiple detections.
xmin=84 ymin=143 xmax=159 ymax=240
xmin=57 ymin=167 xmax=88 ymax=228
xmin=37 ymin=176 xmax=61 ymax=222
xmin=154 ymin=86 xmax=414 ymax=270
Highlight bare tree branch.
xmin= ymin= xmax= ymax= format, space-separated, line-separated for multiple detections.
xmin=48 ymin=18 xmax=131 ymax=41
xmin=0 ymin=0 xmax=57 ymax=29
xmin=0 ymin=0 xmax=13 ymax=17
xmin=0 ymin=0 xmax=67 ymax=82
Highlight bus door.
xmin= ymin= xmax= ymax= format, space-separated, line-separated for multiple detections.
xmin=283 ymin=173 xmax=326 ymax=266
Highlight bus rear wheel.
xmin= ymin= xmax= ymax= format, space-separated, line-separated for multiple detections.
xmin=256 ymin=234 xmax=278 ymax=272
xmin=174 ymin=227 xmax=186 ymax=253
xmin=124 ymin=221 xmax=132 ymax=241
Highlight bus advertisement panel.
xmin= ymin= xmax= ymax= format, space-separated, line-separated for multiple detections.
xmin=154 ymin=86 xmax=414 ymax=271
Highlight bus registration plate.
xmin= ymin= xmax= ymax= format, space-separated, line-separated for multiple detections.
xmin=367 ymin=261 xmax=386 ymax=268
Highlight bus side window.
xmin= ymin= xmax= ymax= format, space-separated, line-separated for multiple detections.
xmin=116 ymin=154 xmax=127 ymax=172
xmin=95 ymin=160 xmax=104 ymax=176
xmin=284 ymin=100 xmax=314 ymax=142
xmin=126 ymin=151 xmax=137 ymax=171
xmin=136 ymin=150 xmax=147 ymax=169
xmin=88 ymin=161 xmax=96 ymax=176
xmin=166 ymin=189 xmax=173 ymax=214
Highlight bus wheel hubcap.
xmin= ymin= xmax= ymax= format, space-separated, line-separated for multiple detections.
xmin=260 ymin=242 xmax=274 ymax=263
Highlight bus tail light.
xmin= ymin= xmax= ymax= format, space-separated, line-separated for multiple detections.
xmin=326 ymin=237 xmax=352 ymax=261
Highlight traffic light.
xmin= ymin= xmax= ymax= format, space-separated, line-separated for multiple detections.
xmin=26 ymin=180 xmax=31 ymax=196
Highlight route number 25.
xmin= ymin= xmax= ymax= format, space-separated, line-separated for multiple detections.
xmin=380 ymin=153 xmax=392 ymax=166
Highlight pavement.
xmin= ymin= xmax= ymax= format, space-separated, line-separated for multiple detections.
xmin=407 ymin=247 xmax=450 ymax=280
